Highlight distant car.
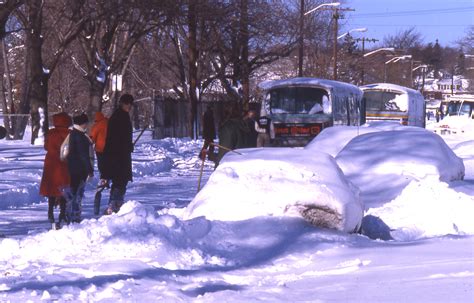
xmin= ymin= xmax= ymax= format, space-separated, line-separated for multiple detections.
xmin=433 ymin=94 xmax=474 ymax=135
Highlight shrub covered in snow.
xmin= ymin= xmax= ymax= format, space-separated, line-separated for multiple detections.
xmin=184 ymin=148 xmax=364 ymax=233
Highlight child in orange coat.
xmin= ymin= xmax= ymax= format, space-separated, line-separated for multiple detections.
xmin=39 ymin=112 xmax=72 ymax=225
xmin=90 ymin=111 xmax=108 ymax=180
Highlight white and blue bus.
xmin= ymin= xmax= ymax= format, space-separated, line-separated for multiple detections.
xmin=360 ymin=83 xmax=425 ymax=127
xmin=258 ymin=77 xmax=364 ymax=147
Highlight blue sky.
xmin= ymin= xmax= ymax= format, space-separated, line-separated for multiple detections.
xmin=341 ymin=0 xmax=474 ymax=47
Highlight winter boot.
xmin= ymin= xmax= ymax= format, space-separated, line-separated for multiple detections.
xmin=105 ymin=188 xmax=125 ymax=215
xmin=58 ymin=198 xmax=67 ymax=227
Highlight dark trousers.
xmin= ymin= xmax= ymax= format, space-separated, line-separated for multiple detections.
xmin=68 ymin=173 xmax=87 ymax=222
xmin=96 ymin=152 xmax=106 ymax=179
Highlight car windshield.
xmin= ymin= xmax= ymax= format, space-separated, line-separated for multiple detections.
xmin=268 ymin=87 xmax=329 ymax=115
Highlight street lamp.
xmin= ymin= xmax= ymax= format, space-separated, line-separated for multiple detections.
xmin=304 ymin=2 xmax=340 ymax=16
xmin=361 ymin=48 xmax=395 ymax=84
xmin=337 ymin=27 xmax=367 ymax=40
xmin=412 ymin=64 xmax=428 ymax=93
xmin=363 ymin=47 xmax=395 ymax=57
xmin=298 ymin=2 xmax=340 ymax=77
xmin=384 ymin=55 xmax=412 ymax=83
xmin=385 ymin=55 xmax=412 ymax=64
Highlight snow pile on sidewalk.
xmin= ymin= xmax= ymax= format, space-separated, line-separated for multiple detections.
xmin=184 ymin=148 xmax=364 ymax=233
xmin=0 ymin=201 xmax=217 ymax=271
xmin=335 ymin=130 xmax=465 ymax=205
xmin=366 ymin=178 xmax=474 ymax=239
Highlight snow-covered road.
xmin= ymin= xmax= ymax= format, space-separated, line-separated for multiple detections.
xmin=0 ymin=129 xmax=473 ymax=302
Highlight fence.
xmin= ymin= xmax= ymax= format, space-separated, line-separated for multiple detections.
xmin=152 ymin=97 xmax=261 ymax=139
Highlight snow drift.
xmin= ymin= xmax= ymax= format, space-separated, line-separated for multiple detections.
xmin=367 ymin=178 xmax=474 ymax=239
xmin=305 ymin=126 xmax=379 ymax=157
xmin=184 ymin=148 xmax=364 ymax=233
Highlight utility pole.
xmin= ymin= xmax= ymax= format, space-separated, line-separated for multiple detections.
xmin=332 ymin=7 xmax=354 ymax=80
xmin=354 ymin=37 xmax=378 ymax=85
xmin=298 ymin=0 xmax=304 ymax=77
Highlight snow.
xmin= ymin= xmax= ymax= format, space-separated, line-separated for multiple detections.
xmin=0 ymin=122 xmax=473 ymax=301
xmin=336 ymin=128 xmax=465 ymax=206
xmin=184 ymin=148 xmax=364 ymax=233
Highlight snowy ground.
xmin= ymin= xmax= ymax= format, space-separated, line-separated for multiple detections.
xmin=0 ymin=121 xmax=473 ymax=302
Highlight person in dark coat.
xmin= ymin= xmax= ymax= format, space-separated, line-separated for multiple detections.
xmin=103 ymin=94 xmax=134 ymax=214
xmin=216 ymin=103 xmax=249 ymax=166
xmin=200 ymin=105 xmax=217 ymax=163
xmin=67 ymin=113 xmax=94 ymax=223
xmin=40 ymin=112 xmax=72 ymax=225
xmin=242 ymin=109 xmax=258 ymax=148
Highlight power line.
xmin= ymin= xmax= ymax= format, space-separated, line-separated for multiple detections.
xmin=352 ymin=6 xmax=474 ymax=18
xmin=349 ymin=24 xmax=471 ymax=27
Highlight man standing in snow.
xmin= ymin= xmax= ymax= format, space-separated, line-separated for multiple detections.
xmin=243 ymin=109 xmax=258 ymax=148
xmin=255 ymin=107 xmax=275 ymax=147
xmin=216 ymin=103 xmax=249 ymax=165
xmin=200 ymin=105 xmax=216 ymax=163
xmin=103 ymin=94 xmax=134 ymax=214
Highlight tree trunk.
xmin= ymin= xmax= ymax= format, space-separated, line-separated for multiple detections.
xmin=25 ymin=0 xmax=48 ymax=145
xmin=240 ymin=0 xmax=249 ymax=110
xmin=87 ymin=78 xmax=106 ymax=118
xmin=1 ymin=39 xmax=14 ymax=138
xmin=188 ymin=0 xmax=198 ymax=139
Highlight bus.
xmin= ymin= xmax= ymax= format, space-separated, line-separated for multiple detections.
xmin=446 ymin=94 xmax=474 ymax=118
xmin=360 ymin=83 xmax=425 ymax=127
xmin=258 ymin=77 xmax=364 ymax=147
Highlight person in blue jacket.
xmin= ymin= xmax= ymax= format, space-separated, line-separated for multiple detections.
xmin=66 ymin=113 xmax=94 ymax=223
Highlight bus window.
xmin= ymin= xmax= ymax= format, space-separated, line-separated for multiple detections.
xmin=363 ymin=91 xmax=405 ymax=112
xmin=448 ymin=102 xmax=472 ymax=116
xmin=269 ymin=87 xmax=328 ymax=114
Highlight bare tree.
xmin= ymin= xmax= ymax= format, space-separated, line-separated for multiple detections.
xmin=383 ymin=27 xmax=423 ymax=51
xmin=70 ymin=0 xmax=178 ymax=119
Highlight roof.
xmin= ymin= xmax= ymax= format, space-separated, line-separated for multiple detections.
xmin=360 ymin=83 xmax=421 ymax=95
xmin=258 ymin=77 xmax=362 ymax=96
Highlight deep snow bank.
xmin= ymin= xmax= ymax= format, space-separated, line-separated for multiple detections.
xmin=336 ymin=130 xmax=465 ymax=206
xmin=184 ymin=148 xmax=364 ymax=232
xmin=366 ymin=178 xmax=474 ymax=239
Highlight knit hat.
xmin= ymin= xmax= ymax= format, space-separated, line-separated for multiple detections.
xmin=119 ymin=94 xmax=134 ymax=105
xmin=73 ymin=113 xmax=89 ymax=125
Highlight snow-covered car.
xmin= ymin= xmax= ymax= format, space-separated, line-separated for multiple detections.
xmin=184 ymin=148 xmax=364 ymax=233
xmin=336 ymin=129 xmax=465 ymax=207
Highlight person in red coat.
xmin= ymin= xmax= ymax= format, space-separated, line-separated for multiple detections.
xmin=39 ymin=112 xmax=72 ymax=224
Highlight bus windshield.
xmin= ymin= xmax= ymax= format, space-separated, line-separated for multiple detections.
xmin=268 ymin=87 xmax=329 ymax=115
xmin=447 ymin=102 xmax=472 ymax=117
xmin=363 ymin=91 xmax=407 ymax=112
